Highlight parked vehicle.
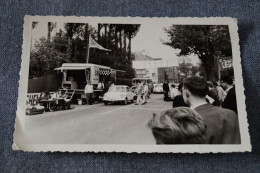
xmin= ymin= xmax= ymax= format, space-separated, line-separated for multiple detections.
xmin=103 ymin=85 xmax=136 ymax=105
xmin=153 ymin=84 xmax=164 ymax=93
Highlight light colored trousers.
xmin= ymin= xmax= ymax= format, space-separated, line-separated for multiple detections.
xmin=136 ymin=94 xmax=143 ymax=105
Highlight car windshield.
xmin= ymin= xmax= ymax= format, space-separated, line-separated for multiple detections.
xmin=109 ymin=86 xmax=126 ymax=92
xmin=155 ymin=84 xmax=162 ymax=87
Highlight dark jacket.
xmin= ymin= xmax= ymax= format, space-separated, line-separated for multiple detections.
xmin=163 ymin=83 xmax=170 ymax=92
xmin=195 ymin=103 xmax=241 ymax=144
xmin=172 ymin=95 xmax=189 ymax=108
xmin=222 ymin=87 xmax=237 ymax=113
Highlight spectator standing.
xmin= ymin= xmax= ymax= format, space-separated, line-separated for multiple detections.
xmin=170 ymin=84 xmax=180 ymax=99
xmin=213 ymin=81 xmax=225 ymax=103
xmin=172 ymin=83 xmax=189 ymax=108
xmin=135 ymin=81 xmax=144 ymax=105
xmin=142 ymin=83 xmax=149 ymax=104
xmin=163 ymin=80 xmax=170 ymax=101
xmin=221 ymin=76 xmax=237 ymax=113
xmin=84 ymin=80 xmax=94 ymax=105
xmin=182 ymin=76 xmax=240 ymax=144
xmin=207 ymin=81 xmax=220 ymax=106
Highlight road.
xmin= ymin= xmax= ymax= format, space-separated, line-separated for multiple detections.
xmin=23 ymin=94 xmax=172 ymax=144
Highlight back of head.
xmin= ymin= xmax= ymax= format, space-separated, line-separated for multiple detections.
xmin=221 ymin=76 xmax=233 ymax=85
xmin=183 ymin=77 xmax=208 ymax=98
xmin=148 ymin=107 xmax=207 ymax=144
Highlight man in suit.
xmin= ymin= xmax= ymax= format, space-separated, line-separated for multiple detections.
xmin=163 ymin=80 xmax=170 ymax=101
xmin=182 ymin=76 xmax=241 ymax=144
xmin=221 ymin=76 xmax=237 ymax=113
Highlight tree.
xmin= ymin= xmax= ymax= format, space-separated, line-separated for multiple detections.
xmin=29 ymin=31 xmax=71 ymax=78
xmin=164 ymin=25 xmax=232 ymax=80
xmin=124 ymin=24 xmax=140 ymax=60
xmin=47 ymin=22 xmax=56 ymax=42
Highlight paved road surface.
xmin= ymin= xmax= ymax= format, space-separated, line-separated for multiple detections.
xmin=23 ymin=94 xmax=172 ymax=144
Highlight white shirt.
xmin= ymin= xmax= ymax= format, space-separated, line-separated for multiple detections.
xmin=85 ymin=84 xmax=94 ymax=94
xmin=143 ymin=85 xmax=148 ymax=92
xmin=97 ymin=82 xmax=104 ymax=89
xmin=170 ymin=88 xmax=180 ymax=97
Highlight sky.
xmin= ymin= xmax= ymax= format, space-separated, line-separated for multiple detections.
xmin=31 ymin=21 xmax=201 ymax=65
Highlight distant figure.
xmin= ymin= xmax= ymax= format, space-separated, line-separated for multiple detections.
xmin=84 ymin=80 xmax=94 ymax=105
xmin=147 ymin=82 xmax=154 ymax=98
xmin=142 ymin=83 xmax=149 ymax=104
xmin=182 ymin=76 xmax=240 ymax=144
xmin=172 ymin=83 xmax=189 ymax=108
xmin=163 ymin=80 xmax=170 ymax=101
xmin=212 ymin=81 xmax=225 ymax=103
xmin=148 ymin=107 xmax=207 ymax=144
xmin=207 ymin=81 xmax=220 ymax=106
xmin=104 ymin=81 xmax=111 ymax=93
xmin=51 ymin=90 xmax=63 ymax=100
xmin=97 ymin=81 xmax=105 ymax=90
xmin=221 ymin=76 xmax=237 ymax=113
xmin=135 ymin=81 xmax=144 ymax=105
xmin=169 ymin=84 xmax=180 ymax=99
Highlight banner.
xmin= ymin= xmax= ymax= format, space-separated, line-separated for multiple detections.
xmin=89 ymin=36 xmax=111 ymax=51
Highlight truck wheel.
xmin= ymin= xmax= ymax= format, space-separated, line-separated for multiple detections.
xmin=104 ymin=101 xmax=108 ymax=105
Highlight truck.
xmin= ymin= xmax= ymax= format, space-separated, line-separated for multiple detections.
xmin=54 ymin=63 xmax=124 ymax=103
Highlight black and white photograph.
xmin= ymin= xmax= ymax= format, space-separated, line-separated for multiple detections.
xmin=13 ymin=16 xmax=251 ymax=153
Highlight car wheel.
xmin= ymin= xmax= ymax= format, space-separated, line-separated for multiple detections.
xmin=124 ymin=98 xmax=128 ymax=105
xmin=104 ymin=101 xmax=108 ymax=105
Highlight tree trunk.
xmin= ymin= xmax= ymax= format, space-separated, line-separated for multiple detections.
xmin=128 ymin=33 xmax=132 ymax=60
xmin=67 ymin=37 xmax=72 ymax=61
xmin=108 ymin=24 xmax=112 ymax=46
xmin=124 ymin=31 xmax=127 ymax=52
xmin=98 ymin=24 xmax=101 ymax=41
xmin=104 ymin=24 xmax=107 ymax=46
xmin=85 ymin=23 xmax=89 ymax=63
xmin=115 ymin=29 xmax=118 ymax=49
xmin=119 ymin=30 xmax=122 ymax=49
xmin=47 ymin=22 xmax=51 ymax=42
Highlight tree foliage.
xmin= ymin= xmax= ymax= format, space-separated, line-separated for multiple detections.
xmin=29 ymin=23 xmax=140 ymax=80
xmin=164 ymin=25 xmax=232 ymax=80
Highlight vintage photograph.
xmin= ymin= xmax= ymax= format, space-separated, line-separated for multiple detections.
xmin=13 ymin=16 xmax=251 ymax=153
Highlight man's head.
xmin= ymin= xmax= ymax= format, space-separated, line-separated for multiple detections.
xmin=171 ymin=84 xmax=175 ymax=88
xmin=182 ymin=77 xmax=208 ymax=105
xmin=148 ymin=107 xmax=206 ymax=144
xmin=207 ymin=81 xmax=214 ymax=89
xmin=165 ymin=80 xmax=168 ymax=83
xmin=221 ymin=76 xmax=233 ymax=89
xmin=87 ymin=80 xmax=91 ymax=84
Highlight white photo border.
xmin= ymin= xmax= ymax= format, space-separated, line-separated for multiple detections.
xmin=13 ymin=15 xmax=251 ymax=153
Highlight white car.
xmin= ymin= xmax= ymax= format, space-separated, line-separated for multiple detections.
xmin=103 ymin=85 xmax=136 ymax=105
xmin=153 ymin=84 xmax=164 ymax=93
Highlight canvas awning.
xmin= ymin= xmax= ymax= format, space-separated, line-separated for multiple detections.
xmin=54 ymin=67 xmax=90 ymax=70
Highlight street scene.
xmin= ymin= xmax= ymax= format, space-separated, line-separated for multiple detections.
xmin=23 ymin=18 xmax=241 ymax=145
xmin=24 ymin=94 xmax=171 ymax=144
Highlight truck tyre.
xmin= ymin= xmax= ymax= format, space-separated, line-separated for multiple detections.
xmin=104 ymin=101 xmax=108 ymax=105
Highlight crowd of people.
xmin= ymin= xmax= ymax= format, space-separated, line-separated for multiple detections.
xmin=134 ymin=81 xmax=154 ymax=105
xmin=148 ymin=76 xmax=241 ymax=144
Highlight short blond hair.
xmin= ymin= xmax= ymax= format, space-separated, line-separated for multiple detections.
xmin=148 ymin=107 xmax=207 ymax=144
